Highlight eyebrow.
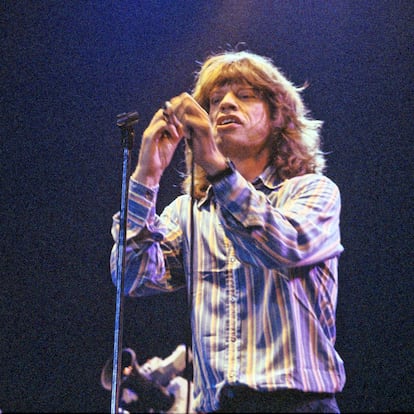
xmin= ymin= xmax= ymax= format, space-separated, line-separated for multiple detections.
xmin=209 ymin=85 xmax=257 ymax=95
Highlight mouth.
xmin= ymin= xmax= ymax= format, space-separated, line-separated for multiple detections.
xmin=216 ymin=115 xmax=242 ymax=127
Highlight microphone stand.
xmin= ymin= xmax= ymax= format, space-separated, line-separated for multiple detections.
xmin=111 ymin=111 xmax=139 ymax=414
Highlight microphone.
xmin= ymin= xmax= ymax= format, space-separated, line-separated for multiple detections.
xmin=116 ymin=111 xmax=139 ymax=128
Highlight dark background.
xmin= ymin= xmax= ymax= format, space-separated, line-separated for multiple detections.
xmin=1 ymin=1 xmax=413 ymax=412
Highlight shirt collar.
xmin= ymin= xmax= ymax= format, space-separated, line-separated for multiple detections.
xmin=198 ymin=164 xmax=281 ymax=207
xmin=252 ymin=164 xmax=281 ymax=190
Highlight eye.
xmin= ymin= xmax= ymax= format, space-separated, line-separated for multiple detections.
xmin=209 ymin=94 xmax=223 ymax=106
xmin=237 ymin=88 xmax=259 ymax=100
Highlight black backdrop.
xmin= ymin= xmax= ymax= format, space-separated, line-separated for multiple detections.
xmin=1 ymin=1 xmax=413 ymax=412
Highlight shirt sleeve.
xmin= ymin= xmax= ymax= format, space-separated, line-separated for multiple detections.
xmin=110 ymin=178 xmax=185 ymax=296
xmin=211 ymin=172 xmax=344 ymax=268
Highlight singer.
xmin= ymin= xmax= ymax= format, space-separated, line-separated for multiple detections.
xmin=110 ymin=49 xmax=346 ymax=413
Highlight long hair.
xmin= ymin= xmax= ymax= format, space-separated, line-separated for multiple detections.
xmin=182 ymin=50 xmax=326 ymax=199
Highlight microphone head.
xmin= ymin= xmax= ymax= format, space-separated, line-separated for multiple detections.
xmin=116 ymin=111 xmax=139 ymax=128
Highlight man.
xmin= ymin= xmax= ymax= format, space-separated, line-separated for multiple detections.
xmin=110 ymin=50 xmax=345 ymax=413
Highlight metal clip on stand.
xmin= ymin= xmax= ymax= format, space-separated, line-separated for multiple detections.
xmin=111 ymin=111 xmax=139 ymax=414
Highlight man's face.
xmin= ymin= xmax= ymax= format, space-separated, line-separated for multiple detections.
xmin=208 ymin=82 xmax=274 ymax=159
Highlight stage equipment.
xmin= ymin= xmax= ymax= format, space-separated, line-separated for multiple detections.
xmin=101 ymin=344 xmax=194 ymax=413
xmin=111 ymin=111 xmax=139 ymax=414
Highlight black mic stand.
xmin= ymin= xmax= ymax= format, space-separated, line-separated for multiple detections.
xmin=111 ymin=111 xmax=139 ymax=414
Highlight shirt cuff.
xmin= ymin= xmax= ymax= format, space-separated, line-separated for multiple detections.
xmin=207 ymin=159 xmax=236 ymax=184
xmin=128 ymin=178 xmax=159 ymax=227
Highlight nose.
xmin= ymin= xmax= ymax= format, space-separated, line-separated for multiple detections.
xmin=219 ymin=92 xmax=238 ymax=111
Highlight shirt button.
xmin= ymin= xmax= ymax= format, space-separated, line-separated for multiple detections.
xmin=153 ymin=233 xmax=163 ymax=241
xmin=231 ymin=336 xmax=236 ymax=342
xmin=231 ymin=296 xmax=237 ymax=302
xmin=230 ymin=257 xmax=235 ymax=262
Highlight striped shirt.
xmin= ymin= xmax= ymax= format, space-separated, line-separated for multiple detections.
xmin=110 ymin=165 xmax=346 ymax=413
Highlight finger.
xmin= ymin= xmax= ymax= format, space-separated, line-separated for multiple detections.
xmin=162 ymin=117 xmax=182 ymax=141
xmin=154 ymin=105 xmax=175 ymax=138
xmin=162 ymin=100 xmax=173 ymax=123
xmin=161 ymin=97 xmax=195 ymax=139
xmin=160 ymin=102 xmax=185 ymax=139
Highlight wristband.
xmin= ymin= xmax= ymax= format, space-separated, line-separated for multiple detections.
xmin=206 ymin=159 xmax=235 ymax=184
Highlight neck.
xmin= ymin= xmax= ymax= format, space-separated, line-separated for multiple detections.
xmin=232 ymin=153 xmax=270 ymax=182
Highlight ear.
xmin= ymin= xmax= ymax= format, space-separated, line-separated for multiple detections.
xmin=271 ymin=113 xmax=283 ymax=129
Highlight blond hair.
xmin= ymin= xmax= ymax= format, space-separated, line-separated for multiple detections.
xmin=182 ymin=50 xmax=326 ymax=198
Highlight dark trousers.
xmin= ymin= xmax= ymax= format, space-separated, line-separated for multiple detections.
xmin=215 ymin=385 xmax=340 ymax=413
